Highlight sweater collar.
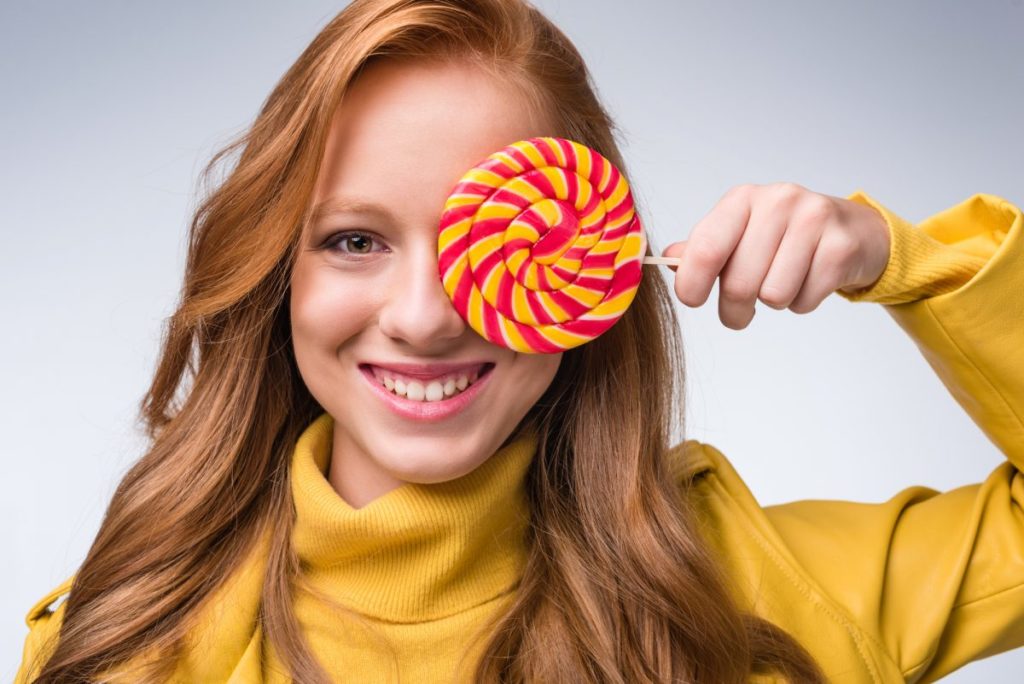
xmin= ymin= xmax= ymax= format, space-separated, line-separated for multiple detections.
xmin=290 ymin=411 xmax=537 ymax=623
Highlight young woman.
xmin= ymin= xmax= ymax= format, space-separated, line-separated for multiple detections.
xmin=17 ymin=1 xmax=1023 ymax=682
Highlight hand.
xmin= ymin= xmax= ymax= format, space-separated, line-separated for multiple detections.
xmin=661 ymin=182 xmax=891 ymax=330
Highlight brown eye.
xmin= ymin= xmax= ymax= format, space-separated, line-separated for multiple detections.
xmin=324 ymin=231 xmax=386 ymax=257
xmin=344 ymin=234 xmax=372 ymax=253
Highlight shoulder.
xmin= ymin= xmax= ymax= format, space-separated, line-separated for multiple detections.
xmin=665 ymin=438 xmax=762 ymax=514
xmin=16 ymin=576 xmax=74 ymax=683
xmin=25 ymin=575 xmax=74 ymax=628
xmin=665 ymin=439 xmax=777 ymax=567
xmin=665 ymin=439 xmax=904 ymax=680
xmin=665 ymin=440 xmax=815 ymax=584
xmin=667 ymin=438 xmax=837 ymax=577
xmin=666 ymin=439 xmax=795 ymax=597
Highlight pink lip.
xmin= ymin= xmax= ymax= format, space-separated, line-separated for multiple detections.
xmin=362 ymin=360 xmax=491 ymax=380
xmin=358 ymin=363 xmax=495 ymax=423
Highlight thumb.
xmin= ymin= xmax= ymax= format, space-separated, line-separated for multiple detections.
xmin=661 ymin=240 xmax=687 ymax=272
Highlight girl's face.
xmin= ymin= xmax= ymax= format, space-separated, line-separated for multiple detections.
xmin=290 ymin=57 xmax=562 ymax=509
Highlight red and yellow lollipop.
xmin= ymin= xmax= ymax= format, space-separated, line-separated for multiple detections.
xmin=438 ymin=137 xmax=674 ymax=353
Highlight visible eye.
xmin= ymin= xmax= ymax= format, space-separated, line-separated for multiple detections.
xmin=322 ymin=231 xmax=388 ymax=258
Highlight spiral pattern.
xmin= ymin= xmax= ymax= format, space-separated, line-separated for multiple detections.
xmin=438 ymin=137 xmax=646 ymax=353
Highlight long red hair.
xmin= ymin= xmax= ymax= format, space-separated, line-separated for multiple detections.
xmin=30 ymin=1 xmax=825 ymax=681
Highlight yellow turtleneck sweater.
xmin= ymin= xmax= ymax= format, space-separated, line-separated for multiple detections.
xmin=153 ymin=409 xmax=540 ymax=683
xmin=16 ymin=190 xmax=1024 ymax=683
xmin=283 ymin=410 xmax=535 ymax=681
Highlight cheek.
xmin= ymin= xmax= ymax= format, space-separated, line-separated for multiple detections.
xmin=289 ymin=265 xmax=375 ymax=356
xmin=517 ymin=352 xmax=563 ymax=404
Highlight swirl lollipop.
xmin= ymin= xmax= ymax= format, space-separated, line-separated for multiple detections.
xmin=437 ymin=136 xmax=676 ymax=353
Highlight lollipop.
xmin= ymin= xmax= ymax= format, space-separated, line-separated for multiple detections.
xmin=437 ymin=136 xmax=677 ymax=353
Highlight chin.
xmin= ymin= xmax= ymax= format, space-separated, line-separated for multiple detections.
xmin=376 ymin=441 xmax=485 ymax=484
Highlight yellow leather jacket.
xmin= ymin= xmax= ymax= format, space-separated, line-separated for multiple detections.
xmin=674 ymin=190 xmax=1023 ymax=681
xmin=15 ymin=191 xmax=1024 ymax=683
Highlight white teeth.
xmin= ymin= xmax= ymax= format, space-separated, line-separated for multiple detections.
xmin=376 ymin=368 xmax=485 ymax=402
xmin=425 ymin=381 xmax=444 ymax=401
xmin=406 ymin=381 xmax=425 ymax=401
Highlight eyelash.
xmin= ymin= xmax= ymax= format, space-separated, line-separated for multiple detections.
xmin=323 ymin=231 xmax=389 ymax=258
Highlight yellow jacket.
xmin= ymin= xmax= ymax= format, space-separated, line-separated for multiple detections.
xmin=15 ymin=191 xmax=1024 ymax=683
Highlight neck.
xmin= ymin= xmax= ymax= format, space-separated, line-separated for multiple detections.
xmin=289 ymin=411 xmax=539 ymax=621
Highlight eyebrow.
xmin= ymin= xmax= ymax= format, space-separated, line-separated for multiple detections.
xmin=310 ymin=196 xmax=397 ymax=224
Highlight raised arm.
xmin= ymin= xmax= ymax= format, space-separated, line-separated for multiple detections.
xmin=765 ymin=190 xmax=1024 ymax=680
xmin=837 ymin=190 xmax=1022 ymax=462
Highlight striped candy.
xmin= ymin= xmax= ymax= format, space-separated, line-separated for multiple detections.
xmin=438 ymin=137 xmax=646 ymax=353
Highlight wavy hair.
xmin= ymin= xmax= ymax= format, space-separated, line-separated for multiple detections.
xmin=30 ymin=1 xmax=825 ymax=681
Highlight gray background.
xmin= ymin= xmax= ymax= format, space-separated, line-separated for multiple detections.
xmin=2 ymin=0 xmax=1022 ymax=679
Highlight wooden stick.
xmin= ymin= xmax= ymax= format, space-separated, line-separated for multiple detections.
xmin=641 ymin=256 xmax=681 ymax=266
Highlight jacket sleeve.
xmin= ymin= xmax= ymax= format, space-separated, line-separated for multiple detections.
xmin=763 ymin=191 xmax=1024 ymax=682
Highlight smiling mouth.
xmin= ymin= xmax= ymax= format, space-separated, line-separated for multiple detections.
xmin=360 ymin=362 xmax=496 ymax=402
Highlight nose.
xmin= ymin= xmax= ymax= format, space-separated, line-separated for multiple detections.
xmin=377 ymin=243 xmax=468 ymax=351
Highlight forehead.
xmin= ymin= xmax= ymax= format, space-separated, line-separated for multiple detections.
xmin=312 ymin=58 xmax=550 ymax=217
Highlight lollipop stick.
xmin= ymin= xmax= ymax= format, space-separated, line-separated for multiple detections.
xmin=641 ymin=256 xmax=682 ymax=266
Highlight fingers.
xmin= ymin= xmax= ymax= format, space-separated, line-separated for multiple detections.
xmin=663 ymin=183 xmax=848 ymax=329
xmin=759 ymin=199 xmax=829 ymax=310
xmin=668 ymin=185 xmax=752 ymax=309
xmin=717 ymin=199 xmax=789 ymax=329
xmin=662 ymin=240 xmax=684 ymax=272
xmin=789 ymin=228 xmax=856 ymax=313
